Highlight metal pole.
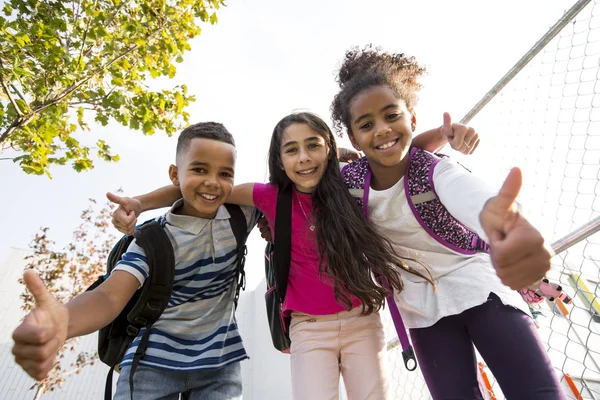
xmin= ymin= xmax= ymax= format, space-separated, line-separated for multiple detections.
xmin=551 ymin=216 xmax=600 ymax=255
xmin=460 ymin=0 xmax=592 ymax=124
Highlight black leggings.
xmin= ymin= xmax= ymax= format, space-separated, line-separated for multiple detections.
xmin=410 ymin=293 xmax=566 ymax=400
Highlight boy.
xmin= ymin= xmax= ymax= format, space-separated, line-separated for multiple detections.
xmin=11 ymin=122 xmax=260 ymax=400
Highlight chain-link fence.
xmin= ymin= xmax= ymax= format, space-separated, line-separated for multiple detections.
xmin=384 ymin=0 xmax=600 ymax=398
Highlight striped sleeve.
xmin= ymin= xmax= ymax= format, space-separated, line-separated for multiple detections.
xmin=112 ymin=239 xmax=149 ymax=286
xmin=240 ymin=205 xmax=261 ymax=234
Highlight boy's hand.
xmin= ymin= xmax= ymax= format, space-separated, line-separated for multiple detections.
xmin=106 ymin=192 xmax=141 ymax=235
xmin=12 ymin=270 xmax=68 ymax=381
xmin=479 ymin=168 xmax=552 ymax=290
xmin=442 ymin=112 xmax=479 ymax=155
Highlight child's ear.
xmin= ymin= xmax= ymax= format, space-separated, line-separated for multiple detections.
xmin=348 ymin=134 xmax=362 ymax=151
xmin=411 ymin=111 xmax=417 ymax=132
xmin=169 ymin=165 xmax=180 ymax=187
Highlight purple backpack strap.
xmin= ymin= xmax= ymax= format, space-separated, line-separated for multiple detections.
xmin=405 ymin=147 xmax=489 ymax=254
xmin=342 ymin=159 xmax=417 ymax=371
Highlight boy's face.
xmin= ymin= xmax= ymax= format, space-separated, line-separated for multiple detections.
xmin=348 ymin=85 xmax=416 ymax=172
xmin=169 ymin=138 xmax=236 ymax=218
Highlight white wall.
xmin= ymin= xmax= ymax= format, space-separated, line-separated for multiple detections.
xmin=0 ymin=247 xmax=292 ymax=400
xmin=237 ymin=278 xmax=293 ymax=400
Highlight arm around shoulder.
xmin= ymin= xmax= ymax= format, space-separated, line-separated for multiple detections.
xmin=228 ymin=183 xmax=256 ymax=207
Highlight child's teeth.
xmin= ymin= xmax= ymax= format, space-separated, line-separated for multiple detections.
xmin=379 ymin=141 xmax=395 ymax=149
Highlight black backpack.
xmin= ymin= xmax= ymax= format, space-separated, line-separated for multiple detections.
xmin=86 ymin=204 xmax=248 ymax=400
xmin=264 ymin=185 xmax=292 ymax=353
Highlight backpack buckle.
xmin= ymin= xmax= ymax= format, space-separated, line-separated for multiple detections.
xmin=402 ymin=346 xmax=417 ymax=371
xmin=126 ymin=325 xmax=140 ymax=337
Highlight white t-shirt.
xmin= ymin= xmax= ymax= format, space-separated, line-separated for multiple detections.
xmin=367 ymin=157 xmax=531 ymax=329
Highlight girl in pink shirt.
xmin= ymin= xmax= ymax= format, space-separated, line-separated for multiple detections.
xmin=226 ymin=112 xmax=433 ymax=399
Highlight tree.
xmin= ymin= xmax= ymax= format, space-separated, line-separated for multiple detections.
xmin=20 ymin=197 xmax=118 ymax=398
xmin=0 ymin=0 xmax=225 ymax=177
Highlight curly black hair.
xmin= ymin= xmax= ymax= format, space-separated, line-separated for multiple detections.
xmin=267 ymin=112 xmax=433 ymax=314
xmin=331 ymin=45 xmax=426 ymax=137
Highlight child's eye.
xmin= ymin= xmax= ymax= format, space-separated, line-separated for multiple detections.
xmin=220 ymin=172 xmax=233 ymax=178
xmin=308 ymin=143 xmax=321 ymax=149
xmin=359 ymin=122 xmax=372 ymax=130
xmin=285 ymin=148 xmax=297 ymax=154
xmin=192 ymin=168 xmax=207 ymax=173
xmin=387 ymin=112 xmax=401 ymax=120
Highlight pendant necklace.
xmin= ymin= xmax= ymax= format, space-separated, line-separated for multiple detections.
xmin=296 ymin=192 xmax=315 ymax=231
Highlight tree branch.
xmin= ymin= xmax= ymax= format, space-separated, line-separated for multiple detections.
xmin=0 ymin=21 xmax=166 ymax=145
xmin=0 ymin=60 xmax=24 ymax=117
xmin=67 ymin=0 xmax=83 ymax=51
xmin=81 ymin=2 xmax=126 ymax=60
xmin=10 ymin=84 xmax=27 ymax=102
xmin=76 ymin=0 xmax=95 ymax=68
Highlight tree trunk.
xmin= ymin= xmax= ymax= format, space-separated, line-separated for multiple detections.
xmin=33 ymin=385 xmax=43 ymax=400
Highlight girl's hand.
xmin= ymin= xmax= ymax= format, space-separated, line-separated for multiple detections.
xmin=442 ymin=112 xmax=480 ymax=155
xmin=338 ymin=147 xmax=362 ymax=163
xmin=12 ymin=270 xmax=68 ymax=381
xmin=106 ymin=192 xmax=141 ymax=235
xmin=479 ymin=168 xmax=552 ymax=290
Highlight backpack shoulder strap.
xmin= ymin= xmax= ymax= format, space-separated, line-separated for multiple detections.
xmin=224 ymin=203 xmax=249 ymax=307
xmin=342 ymin=156 xmax=416 ymax=369
xmin=341 ymin=156 xmax=371 ymax=216
xmin=273 ymin=185 xmax=293 ymax=301
xmin=125 ymin=220 xmax=175 ymax=400
xmin=405 ymin=147 xmax=489 ymax=254
xmin=225 ymin=203 xmax=248 ymax=248
xmin=128 ymin=220 xmax=175 ymax=328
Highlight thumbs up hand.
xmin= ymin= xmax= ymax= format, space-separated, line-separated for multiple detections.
xmin=12 ymin=270 xmax=69 ymax=381
xmin=480 ymin=168 xmax=552 ymax=290
xmin=442 ymin=112 xmax=479 ymax=155
xmin=107 ymin=192 xmax=141 ymax=235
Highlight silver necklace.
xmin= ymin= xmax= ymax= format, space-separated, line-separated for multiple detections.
xmin=296 ymin=192 xmax=315 ymax=231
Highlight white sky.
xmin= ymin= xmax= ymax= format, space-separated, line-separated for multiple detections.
xmin=0 ymin=0 xmax=573 ymax=289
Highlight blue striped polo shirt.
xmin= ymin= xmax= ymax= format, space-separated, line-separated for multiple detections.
xmin=113 ymin=199 xmax=260 ymax=371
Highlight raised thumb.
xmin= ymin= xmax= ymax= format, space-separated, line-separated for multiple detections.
xmin=443 ymin=112 xmax=452 ymax=128
xmin=23 ymin=270 xmax=54 ymax=308
xmin=106 ymin=192 xmax=127 ymax=207
xmin=496 ymin=167 xmax=523 ymax=209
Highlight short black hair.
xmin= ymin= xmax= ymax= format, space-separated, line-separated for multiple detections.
xmin=176 ymin=122 xmax=235 ymax=158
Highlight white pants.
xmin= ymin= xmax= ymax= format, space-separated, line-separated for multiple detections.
xmin=289 ymin=307 xmax=389 ymax=400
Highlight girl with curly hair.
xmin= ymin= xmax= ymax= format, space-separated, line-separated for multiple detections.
xmin=331 ymin=45 xmax=564 ymax=399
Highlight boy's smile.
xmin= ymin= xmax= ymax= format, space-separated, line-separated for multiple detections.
xmin=169 ymin=138 xmax=236 ymax=218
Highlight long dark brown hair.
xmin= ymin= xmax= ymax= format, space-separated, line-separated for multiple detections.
xmin=267 ymin=112 xmax=433 ymax=314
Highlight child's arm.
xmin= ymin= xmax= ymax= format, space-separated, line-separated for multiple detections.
xmin=412 ymin=112 xmax=479 ymax=154
xmin=434 ymin=161 xmax=551 ymax=290
xmin=108 ymin=184 xmax=257 ymax=235
xmin=227 ymin=183 xmax=256 ymax=207
xmin=11 ymin=269 xmax=139 ymax=380
xmin=107 ymin=185 xmax=182 ymax=235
